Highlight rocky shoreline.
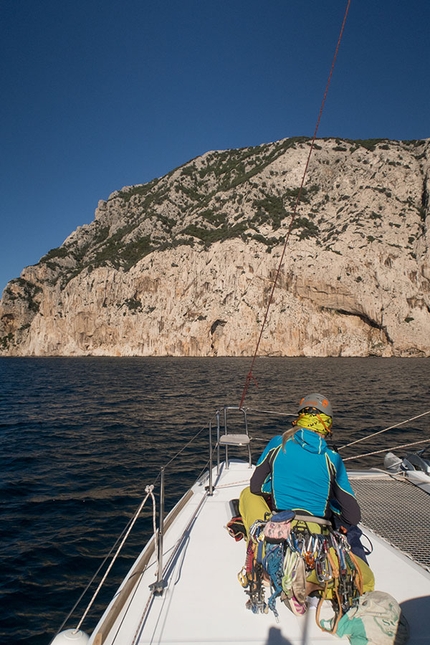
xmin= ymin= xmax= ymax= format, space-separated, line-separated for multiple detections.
xmin=1 ymin=136 xmax=429 ymax=357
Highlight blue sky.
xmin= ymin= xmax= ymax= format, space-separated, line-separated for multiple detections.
xmin=1 ymin=0 xmax=428 ymax=295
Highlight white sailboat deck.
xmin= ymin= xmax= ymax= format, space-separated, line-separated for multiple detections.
xmin=88 ymin=461 xmax=430 ymax=645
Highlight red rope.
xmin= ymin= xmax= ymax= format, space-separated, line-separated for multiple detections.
xmin=239 ymin=0 xmax=352 ymax=409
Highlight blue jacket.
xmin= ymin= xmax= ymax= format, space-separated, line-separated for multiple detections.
xmin=250 ymin=428 xmax=360 ymax=526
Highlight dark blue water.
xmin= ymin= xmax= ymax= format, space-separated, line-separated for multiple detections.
xmin=1 ymin=357 xmax=429 ymax=645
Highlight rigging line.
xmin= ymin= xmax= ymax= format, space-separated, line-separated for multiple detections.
xmin=245 ymin=406 xmax=296 ymax=417
xmin=58 ymin=422 xmax=211 ymax=635
xmin=239 ymin=0 xmax=352 ymax=409
xmin=338 ymin=409 xmax=430 ymax=451
xmin=54 ymin=487 xmax=152 ymax=636
xmin=111 ymin=493 xmax=159 ymax=645
xmin=130 ymin=489 xmax=160 ymax=645
xmin=74 ymin=485 xmax=155 ymax=633
xmin=146 ymin=424 xmax=208 ymax=489
xmin=343 ymin=437 xmax=430 ymax=462
xmin=162 ymin=424 xmax=208 ymax=471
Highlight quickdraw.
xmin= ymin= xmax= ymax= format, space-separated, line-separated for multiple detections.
xmin=238 ymin=520 xmax=269 ymax=615
xmin=312 ymin=530 xmax=362 ymax=633
xmin=238 ymin=516 xmax=363 ymax=634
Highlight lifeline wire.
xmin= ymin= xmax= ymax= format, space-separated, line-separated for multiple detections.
xmin=343 ymin=437 xmax=430 ymax=462
xmin=59 ymin=424 xmax=208 ymax=635
xmin=239 ymin=0 xmax=352 ymax=409
xmin=54 ymin=496 xmax=149 ymax=637
xmin=162 ymin=423 xmax=208 ymax=470
xmin=339 ymin=409 xmax=430 ymax=451
xmin=74 ymin=485 xmax=156 ymax=633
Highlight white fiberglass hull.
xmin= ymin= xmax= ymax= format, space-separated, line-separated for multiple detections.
xmin=86 ymin=461 xmax=430 ymax=645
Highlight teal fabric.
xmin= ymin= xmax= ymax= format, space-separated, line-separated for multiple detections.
xmin=335 ymin=591 xmax=409 ymax=645
xmin=256 ymin=429 xmax=356 ymax=516
xmin=336 ymin=615 xmax=368 ymax=644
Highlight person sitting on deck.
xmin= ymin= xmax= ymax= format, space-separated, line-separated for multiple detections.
xmin=239 ymin=392 xmax=367 ymax=562
xmin=238 ymin=393 xmax=373 ymax=617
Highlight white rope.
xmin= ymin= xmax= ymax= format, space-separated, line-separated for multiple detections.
xmin=129 ymin=484 xmax=161 ymax=645
xmin=74 ymin=485 xmax=156 ymax=633
xmin=110 ymin=489 xmax=159 ymax=645
xmin=343 ymin=437 xmax=430 ymax=462
xmin=339 ymin=410 xmax=430 ymax=451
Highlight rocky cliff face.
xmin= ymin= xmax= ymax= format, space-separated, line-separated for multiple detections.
xmin=1 ymin=136 xmax=429 ymax=357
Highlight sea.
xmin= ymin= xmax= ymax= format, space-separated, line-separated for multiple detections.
xmin=1 ymin=356 xmax=429 ymax=645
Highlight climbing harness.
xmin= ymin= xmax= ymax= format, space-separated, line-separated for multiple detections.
xmin=238 ymin=513 xmax=364 ymax=634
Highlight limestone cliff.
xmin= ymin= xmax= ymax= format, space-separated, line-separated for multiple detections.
xmin=1 ymin=136 xmax=429 ymax=357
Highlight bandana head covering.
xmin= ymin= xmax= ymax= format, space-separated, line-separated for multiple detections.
xmin=293 ymin=411 xmax=333 ymax=435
